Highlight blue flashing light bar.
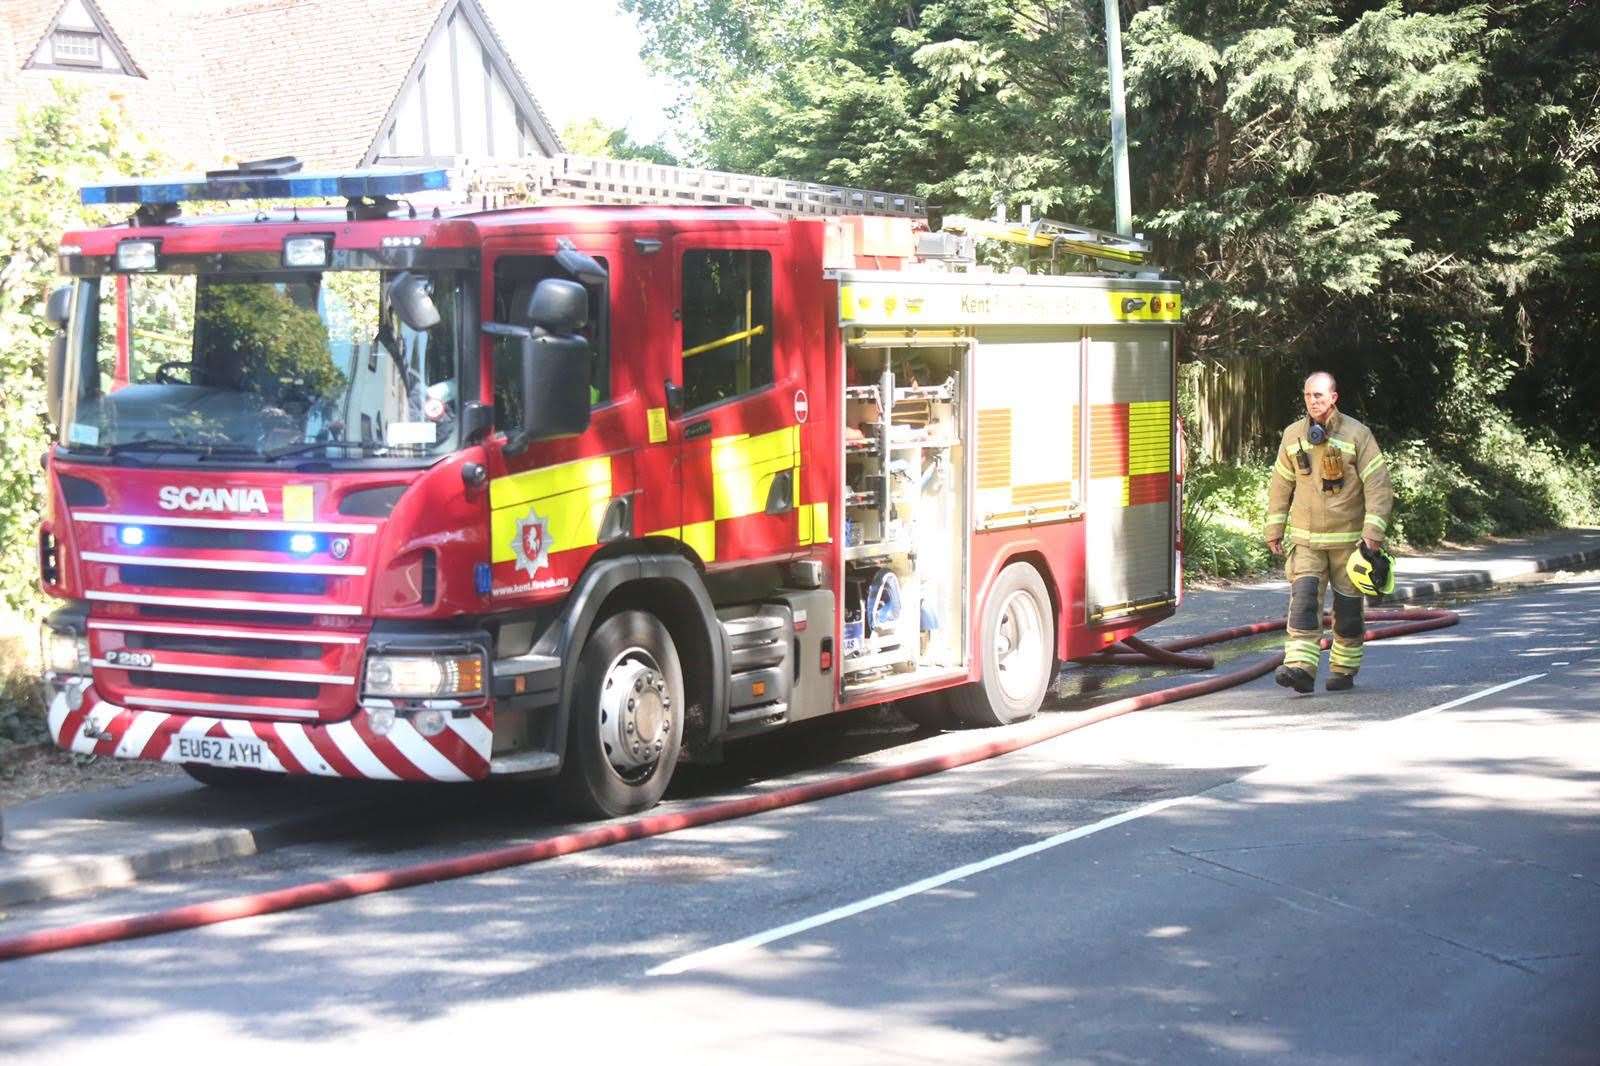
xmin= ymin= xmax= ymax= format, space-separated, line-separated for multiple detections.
xmin=81 ymin=167 xmax=450 ymax=206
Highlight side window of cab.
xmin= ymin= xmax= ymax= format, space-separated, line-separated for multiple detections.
xmin=681 ymin=249 xmax=772 ymax=411
xmin=491 ymin=255 xmax=609 ymax=433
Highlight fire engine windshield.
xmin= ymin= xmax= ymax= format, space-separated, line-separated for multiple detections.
xmin=57 ymin=270 xmax=463 ymax=462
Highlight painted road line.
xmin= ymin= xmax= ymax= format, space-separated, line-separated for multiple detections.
xmin=647 ymin=796 xmax=1193 ymax=977
xmin=1392 ymin=672 xmax=1544 ymax=724
xmin=649 ymin=670 xmax=1551 ymax=977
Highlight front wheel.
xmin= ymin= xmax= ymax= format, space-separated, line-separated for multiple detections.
xmin=949 ymin=562 xmax=1056 ymax=727
xmin=556 ymin=609 xmax=685 ymax=818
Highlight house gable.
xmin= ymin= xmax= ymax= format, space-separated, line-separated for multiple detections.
xmin=24 ymin=0 xmax=141 ymax=78
xmin=365 ymin=0 xmax=561 ymax=163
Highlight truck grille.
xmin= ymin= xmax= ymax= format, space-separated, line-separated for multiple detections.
xmin=70 ymin=510 xmax=376 ymax=722
xmin=117 ymin=564 xmax=327 ymax=597
xmin=125 ymin=670 xmax=321 ymax=700
xmin=124 ymin=630 xmax=326 ymax=660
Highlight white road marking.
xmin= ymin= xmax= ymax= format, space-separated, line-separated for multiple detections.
xmin=647 ymin=796 xmax=1193 ymax=977
xmin=1394 ymin=673 xmax=1544 ymax=723
xmin=648 ymin=670 xmax=1551 ymax=977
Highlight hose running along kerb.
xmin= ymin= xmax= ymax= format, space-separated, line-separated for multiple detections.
xmin=0 ymin=607 xmax=1459 ymax=962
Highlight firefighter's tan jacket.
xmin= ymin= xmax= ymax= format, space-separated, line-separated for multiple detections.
xmin=1264 ymin=408 xmax=1393 ymax=549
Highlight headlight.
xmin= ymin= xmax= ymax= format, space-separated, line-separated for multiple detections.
xmin=282 ymin=236 xmax=330 ymax=268
xmin=42 ymin=626 xmax=90 ymax=676
xmin=115 ymin=239 xmax=159 ymax=271
xmin=363 ymin=653 xmax=484 ymax=698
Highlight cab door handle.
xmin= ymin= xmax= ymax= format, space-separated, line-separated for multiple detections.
xmin=664 ymin=380 xmax=684 ymax=416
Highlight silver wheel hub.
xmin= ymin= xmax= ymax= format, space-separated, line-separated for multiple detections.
xmin=598 ymin=653 xmax=671 ymax=773
xmin=993 ymin=589 xmax=1045 ymax=704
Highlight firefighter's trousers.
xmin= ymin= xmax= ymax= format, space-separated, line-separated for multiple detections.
xmin=1282 ymin=544 xmax=1365 ymax=679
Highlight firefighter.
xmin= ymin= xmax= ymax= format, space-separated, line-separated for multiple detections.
xmin=1264 ymin=371 xmax=1394 ymax=692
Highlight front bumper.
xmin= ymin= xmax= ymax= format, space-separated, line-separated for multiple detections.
xmin=46 ymin=685 xmax=494 ymax=782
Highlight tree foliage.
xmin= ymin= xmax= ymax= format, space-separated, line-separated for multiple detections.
xmin=559 ymin=116 xmax=679 ymax=164
xmin=0 ymin=83 xmax=160 ymax=611
xmin=624 ymin=0 xmax=1600 ymax=455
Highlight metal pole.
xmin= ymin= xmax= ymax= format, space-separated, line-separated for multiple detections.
xmin=1103 ymin=0 xmax=1133 ymax=237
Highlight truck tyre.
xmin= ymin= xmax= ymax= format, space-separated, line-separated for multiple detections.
xmin=949 ymin=561 xmax=1056 ymax=728
xmin=556 ymin=609 xmax=685 ymax=819
xmin=181 ymin=764 xmax=283 ymax=789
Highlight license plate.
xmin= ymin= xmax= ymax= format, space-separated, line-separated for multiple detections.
xmin=174 ymin=734 xmax=269 ymax=769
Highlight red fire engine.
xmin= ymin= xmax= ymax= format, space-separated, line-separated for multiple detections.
xmin=36 ymin=155 xmax=1183 ymax=817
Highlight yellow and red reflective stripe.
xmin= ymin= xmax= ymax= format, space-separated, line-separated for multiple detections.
xmin=1283 ymin=638 xmax=1321 ymax=668
xmin=488 ymin=456 xmax=613 ymax=565
xmin=1285 ymin=525 xmax=1362 ymax=546
xmin=711 ymin=425 xmax=800 ymax=521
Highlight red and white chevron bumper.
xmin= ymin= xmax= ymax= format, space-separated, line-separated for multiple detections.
xmin=47 ymin=688 xmax=493 ymax=782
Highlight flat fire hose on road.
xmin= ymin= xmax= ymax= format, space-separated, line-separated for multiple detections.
xmin=0 ymin=608 xmax=1458 ymax=962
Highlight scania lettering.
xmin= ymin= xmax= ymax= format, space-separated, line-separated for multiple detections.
xmin=35 ymin=155 xmax=1183 ymax=817
xmin=158 ymin=486 xmax=270 ymax=513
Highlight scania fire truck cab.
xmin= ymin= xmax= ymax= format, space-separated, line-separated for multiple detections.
xmin=38 ymin=157 xmax=1183 ymax=817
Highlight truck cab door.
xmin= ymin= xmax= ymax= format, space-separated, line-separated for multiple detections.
xmin=480 ymin=238 xmax=637 ymax=601
xmin=667 ymin=238 xmax=805 ymax=570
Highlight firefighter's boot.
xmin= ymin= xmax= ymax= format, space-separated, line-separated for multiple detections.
xmin=1326 ymin=588 xmax=1364 ymax=692
xmin=1275 ymin=664 xmax=1315 ymax=694
xmin=1278 ymin=575 xmax=1322 ymax=695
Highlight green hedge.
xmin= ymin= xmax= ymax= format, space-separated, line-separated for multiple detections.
xmin=1182 ymin=410 xmax=1600 ymax=581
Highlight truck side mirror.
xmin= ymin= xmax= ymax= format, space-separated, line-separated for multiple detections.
xmin=387 ymin=271 xmax=440 ymax=331
xmin=45 ymin=335 xmax=68 ymax=430
xmin=554 ymin=241 xmax=608 ymax=287
xmin=483 ymin=319 xmax=591 ymax=453
xmin=523 ymin=277 xmax=588 ymax=334
xmin=44 ymin=285 xmax=72 ymax=429
xmin=45 ymin=284 xmax=72 ymax=329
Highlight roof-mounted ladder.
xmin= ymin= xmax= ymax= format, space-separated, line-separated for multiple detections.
xmin=939 ymin=214 xmax=1149 ymax=267
xmin=466 ymin=154 xmax=927 ymax=219
xmin=410 ymin=153 xmax=1152 ymax=269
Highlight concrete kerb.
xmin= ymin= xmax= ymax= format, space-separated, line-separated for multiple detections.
xmin=2 ymin=537 xmax=1598 ymax=912
xmin=1382 ymin=545 xmax=1600 ymax=604
xmin=0 ymin=783 xmax=388 ymax=910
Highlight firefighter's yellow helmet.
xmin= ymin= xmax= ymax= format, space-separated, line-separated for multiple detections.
xmin=1346 ymin=543 xmax=1395 ymax=597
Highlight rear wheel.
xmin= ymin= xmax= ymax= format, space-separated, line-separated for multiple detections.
xmin=556 ymin=609 xmax=685 ymax=818
xmin=949 ymin=562 xmax=1056 ymax=727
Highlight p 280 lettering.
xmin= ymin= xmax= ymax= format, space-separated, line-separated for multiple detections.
xmin=105 ymin=649 xmax=154 ymax=668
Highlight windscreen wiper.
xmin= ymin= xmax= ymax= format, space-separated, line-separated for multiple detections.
xmin=263 ymin=439 xmax=395 ymax=461
xmin=102 ymin=439 xmax=260 ymax=460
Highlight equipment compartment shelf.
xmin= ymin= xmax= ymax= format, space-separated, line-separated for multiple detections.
xmin=844 ymin=538 xmax=913 ymax=561
xmin=841 ymin=645 xmax=915 ymax=675
xmin=886 ymin=436 xmax=959 ymax=451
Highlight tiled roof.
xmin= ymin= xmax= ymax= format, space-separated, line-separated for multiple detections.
xmin=0 ymin=0 xmax=65 ymax=64
xmin=2 ymin=0 xmax=558 ymax=172
xmin=1 ymin=1 xmax=227 ymax=167
xmin=197 ymin=0 xmax=445 ymax=170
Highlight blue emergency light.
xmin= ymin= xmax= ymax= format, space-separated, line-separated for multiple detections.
xmin=81 ymin=165 xmax=449 ymax=206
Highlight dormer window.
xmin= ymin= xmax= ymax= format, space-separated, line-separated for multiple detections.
xmin=51 ymin=30 xmax=103 ymax=67
xmin=25 ymin=0 xmax=142 ymax=78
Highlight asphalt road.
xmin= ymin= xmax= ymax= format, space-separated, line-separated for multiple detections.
xmin=1 ymin=575 xmax=1596 ymax=1064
